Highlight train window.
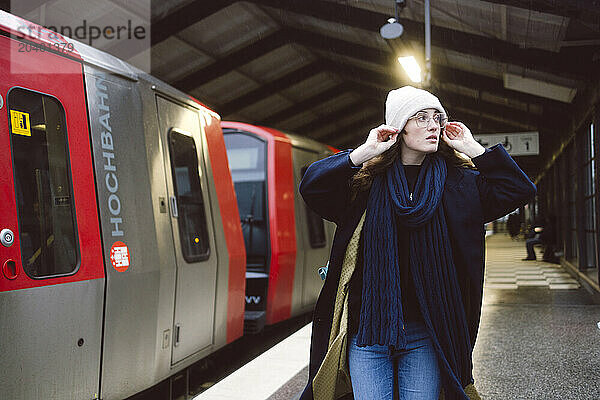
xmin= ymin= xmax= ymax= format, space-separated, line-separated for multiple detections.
xmin=168 ymin=129 xmax=210 ymax=263
xmin=301 ymin=166 xmax=326 ymax=248
xmin=223 ymin=132 xmax=269 ymax=271
xmin=8 ymin=88 xmax=79 ymax=278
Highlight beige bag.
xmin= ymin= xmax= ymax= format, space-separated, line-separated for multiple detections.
xmin=312 ymin=213 xmax=365 ymax=400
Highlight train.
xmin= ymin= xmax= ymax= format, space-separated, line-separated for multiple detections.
xmin=222 ymin=122 xmax=336 ymax=333
xmin=0 ymin=11 xmax=335 ymax=400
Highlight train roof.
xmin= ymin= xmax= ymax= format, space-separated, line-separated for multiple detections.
xmin=221 ymin=121 xmax=336 ymax=154
xmin=0 ymin=10 xmax=217 ymax=119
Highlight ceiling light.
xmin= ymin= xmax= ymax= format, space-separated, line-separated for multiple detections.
xmin=398 ymin=56 xmax=421 ymax=83
xmin=503 ymin=73 xmax=577 ymax=103
xmin=380 ymin=0 xmax=406 ymax=40
xmin=380 ymin=18 xmax=404 ymax=39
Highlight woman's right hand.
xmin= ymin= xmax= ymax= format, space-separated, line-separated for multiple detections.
xmin=349 ymin=124 xmax=399 ymax=166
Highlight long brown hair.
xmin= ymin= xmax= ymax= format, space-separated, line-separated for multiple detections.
xmin=350 ymin=131 xmax=475 ymax=196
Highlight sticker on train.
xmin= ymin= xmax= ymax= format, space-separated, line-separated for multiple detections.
xmin=10 ymin=110 xmax=31 ymax=136
xmin=110 ymin=241 xmax=131 ymax=272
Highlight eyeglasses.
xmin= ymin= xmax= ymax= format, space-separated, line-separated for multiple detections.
xmin=407 ymin=111 xmax=448 ymax=128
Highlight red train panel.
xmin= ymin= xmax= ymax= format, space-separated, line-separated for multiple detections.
xmin=0 ymin=34 xmax=103 ymax=292
xmin=196 ymin=107 xmax=246 ymax=342
xmin=221 ymin=121 xmax=298 ymax=325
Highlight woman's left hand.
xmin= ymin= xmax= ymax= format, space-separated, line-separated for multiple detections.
xmin=441 ymin=121 xmax=485 ymax=158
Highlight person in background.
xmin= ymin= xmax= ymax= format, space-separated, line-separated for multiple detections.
xmin=507 ymin=212 xmax=521 ymax=239
xmin=523 ymin=214 xmax=556 ymax=261
xmin=541 ymin=214 xmax=558 ymax=263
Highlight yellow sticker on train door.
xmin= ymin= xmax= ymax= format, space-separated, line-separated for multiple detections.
xmin=10 ymin=110 xmax=31 ymax=136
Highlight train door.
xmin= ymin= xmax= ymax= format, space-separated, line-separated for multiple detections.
xmin=222 ymin=130 xmax=270 ymax=332
xmin=291 ymin=148 xmax=331 ymax=308
xmin=155 ymin=96 xmax=218 ymax=364
xmin=0 ymin=35 xmax=104 ymax=399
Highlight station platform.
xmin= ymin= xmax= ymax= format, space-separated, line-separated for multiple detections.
xmin=194 ymin=234 xmax=600 ymax=399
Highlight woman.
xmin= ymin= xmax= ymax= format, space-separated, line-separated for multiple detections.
xmin=299 ymin=86 xmax=536 ymax=400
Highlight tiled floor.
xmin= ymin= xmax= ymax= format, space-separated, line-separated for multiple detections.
xmin=202 ymin=234 xmax=600 ymax=399
xmin=474 ymin=234 xmax=600 ymax=399
xmin=484 ymin=237 xmax=580 ymax=290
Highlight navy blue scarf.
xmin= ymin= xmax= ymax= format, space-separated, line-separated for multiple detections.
xmin=357 ymin=153 xmax=472 ymax=400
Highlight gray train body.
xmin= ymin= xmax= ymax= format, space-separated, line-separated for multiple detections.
xmin=0 ymin=10 xmax=333 ymax=400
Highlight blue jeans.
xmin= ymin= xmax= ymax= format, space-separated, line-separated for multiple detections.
xmin=526 ymin=237 xmax=542 ymax=259
xmin=348 ymin=322 xmax=441 ymax=400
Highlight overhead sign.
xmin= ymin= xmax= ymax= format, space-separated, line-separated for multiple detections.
xmin=474 ymin=132 xmax=539 ymax=156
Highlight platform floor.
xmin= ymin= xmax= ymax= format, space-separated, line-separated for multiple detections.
xmin=196 ymin=234 xmax=600 ymax=400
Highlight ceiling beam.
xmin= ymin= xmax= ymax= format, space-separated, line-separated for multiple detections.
xmin=295 ymin=100 xmax=377 ymax=134
xmin=259 ymin=84 xmax=343 ymax=126
xmin=448 ymin=105 xmax=532 ymax=131
xmin=151 ymin=0 xmax=234 ymax=46
xmin=252 ymin=0 xmax=593 ymax=80
xmin=480 ymin=0 xmax=600 ymax=19
xmin=432 ymin=65 xmax=569 ymax=114
xmin=286 ymin=28 xmax=573 ymax=113
xmin=219 ymin=62 xmax=323 ymax=116
xmin=172 ymin=31 xmax=287 ymax=91
xmin=153 ymin=1 xmax=592 ymax=93
xmin=332 ymin=113 xmax=385 ymax=148
xmin=259 ymin=80 xmax=384 ymax=126
xmin=319 ymin=60 xmax=562 ymax=130
xmin=168 ymin=19 xmax=577 ymax=118
xmin=317 ymin=51 xmax=568 ymax=114
xmin=436 ymin=91 xmax=539 ymax=130
xmin=340 ymin=65 xmax=568 ymax=129
xmin=287 ymin=28 xmax=390 ymax=66
xmin=386 ymin=62 xmax=570 ymax=125
xmin=220 ymin=57 xmax=522 ymax=134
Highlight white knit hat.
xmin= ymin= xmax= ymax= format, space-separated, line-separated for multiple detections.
xmin=385 ymin=86 xmax=446 ymax=131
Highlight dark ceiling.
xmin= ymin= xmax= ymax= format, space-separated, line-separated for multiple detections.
xmin=6 ymin=0 xmax=600 ymax=179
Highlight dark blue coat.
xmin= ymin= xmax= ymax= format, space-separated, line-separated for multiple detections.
xmin=298 ymin=144 xmax=536 ymax=400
